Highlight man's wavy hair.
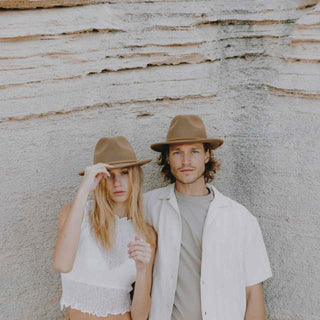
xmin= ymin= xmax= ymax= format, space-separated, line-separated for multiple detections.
xmin=157 ymin=143 xmax=221 ymax=183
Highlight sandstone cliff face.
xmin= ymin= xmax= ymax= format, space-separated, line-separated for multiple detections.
xmin=0 ymin=1 xmax=319 ymax=319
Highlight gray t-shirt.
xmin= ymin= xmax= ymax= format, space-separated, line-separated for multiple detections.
xmin=171 ymin=188 xmax=214 ymax=320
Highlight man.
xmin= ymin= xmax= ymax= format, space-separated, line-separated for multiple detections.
xmin=144 ymin=115 xmax=272 ymax=320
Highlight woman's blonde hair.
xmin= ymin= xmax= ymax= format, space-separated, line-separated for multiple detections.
xmin=90 ymin=166 xmax=151 ymax=250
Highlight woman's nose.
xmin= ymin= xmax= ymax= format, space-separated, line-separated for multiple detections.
xmin=113 ymin=175 xmax=121 ymax=187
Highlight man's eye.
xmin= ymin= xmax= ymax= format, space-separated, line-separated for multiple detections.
xmin=173 ymin=151 xmax=181 ymax=155
xmin=192 ymin=150 xmax=199 ymax=154
xmin=122 ymin=170 xmax=129 ymax=175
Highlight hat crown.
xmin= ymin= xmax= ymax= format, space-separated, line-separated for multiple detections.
xmin=167 ymin=115 xmax=207 ymax=141
xmin=94 ymin=136 xmax=137 ymax=164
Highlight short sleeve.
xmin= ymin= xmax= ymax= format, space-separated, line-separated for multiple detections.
xmin=244 ymin=216 xmax=272 ymax=286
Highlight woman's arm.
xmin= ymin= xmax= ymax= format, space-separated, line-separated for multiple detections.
xmin=129 ymin=227 xmax=157 ymax=320
xmin=53 ymin=163 xmax=111 ymax=273
xmin=53 ymin=188 xmax=89 ymax=273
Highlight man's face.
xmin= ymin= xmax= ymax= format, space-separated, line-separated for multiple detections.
xmin=168 ymin=143 xmax=209 ymax=185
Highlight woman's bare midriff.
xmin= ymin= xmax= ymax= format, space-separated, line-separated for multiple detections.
xmin=68 ymin=307 xmax=131 ymax=320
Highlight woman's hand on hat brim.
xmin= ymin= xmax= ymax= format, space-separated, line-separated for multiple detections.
xmin=79 ymin=163 xmax=114 ymax=194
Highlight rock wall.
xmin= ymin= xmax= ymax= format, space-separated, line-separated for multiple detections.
xmin=0 ymin=0 xmax=319 ymax=319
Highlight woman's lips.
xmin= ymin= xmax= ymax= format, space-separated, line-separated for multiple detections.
xmin=113 ymin=191 xmax=125 ymax=195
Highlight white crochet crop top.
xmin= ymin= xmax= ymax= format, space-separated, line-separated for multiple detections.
xmin=60 ymin=200 xmax=137 ymax=317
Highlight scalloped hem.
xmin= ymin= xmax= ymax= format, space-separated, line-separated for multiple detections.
xmin=61 ymin=302 xmax=131 ymax=317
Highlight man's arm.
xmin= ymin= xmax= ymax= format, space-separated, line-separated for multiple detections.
xmin=245 ymin=283 xmax=266 ymax=320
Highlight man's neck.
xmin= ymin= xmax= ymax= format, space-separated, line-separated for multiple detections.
xmin=175 ymin=177 xmax=208 ymax=196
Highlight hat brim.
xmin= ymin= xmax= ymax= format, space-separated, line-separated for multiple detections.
xmin=78 ymin=158 xmax=152 ymax=176
xmin=150 ymin=139 xmax=224 ymax=152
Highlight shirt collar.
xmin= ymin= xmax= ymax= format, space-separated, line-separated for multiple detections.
xmin=158 ymin=183 xmax=231 ymax=208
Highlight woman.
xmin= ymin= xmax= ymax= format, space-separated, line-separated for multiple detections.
xmin=54 ymin=136 xmax=157 ymax=320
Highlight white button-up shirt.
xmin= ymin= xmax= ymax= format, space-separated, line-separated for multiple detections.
xmin=144 ymin=184 xmax=272 ymax=320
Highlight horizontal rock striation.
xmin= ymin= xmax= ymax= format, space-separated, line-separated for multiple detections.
xmin=0 ymin=0 xmax=110 ymax=9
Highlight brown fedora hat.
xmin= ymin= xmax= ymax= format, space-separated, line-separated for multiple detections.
xmin=150 ymin=114 xmax=223 ymax=152
xmin=78 ymin=136 xmax=152 ymax=175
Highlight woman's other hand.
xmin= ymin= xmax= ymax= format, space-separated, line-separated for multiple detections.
xmin=128 ymin=236 xmax=152 ymax=272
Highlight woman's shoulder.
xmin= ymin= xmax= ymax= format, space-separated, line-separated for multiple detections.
xmin=58 ymin=200 xmax=93 ymax=230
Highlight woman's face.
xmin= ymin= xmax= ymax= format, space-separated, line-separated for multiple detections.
xmin=106 ymin=167 xmax=131 ymax=203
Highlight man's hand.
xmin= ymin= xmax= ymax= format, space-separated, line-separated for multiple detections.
xmin=245 ymin=283 xmax=266 ymax=320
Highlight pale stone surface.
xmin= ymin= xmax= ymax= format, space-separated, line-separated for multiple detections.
xmin=0 ymin=0 xmax=109 ymax=9
xmin=0 ymin=1 xmax=319 ymax=319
